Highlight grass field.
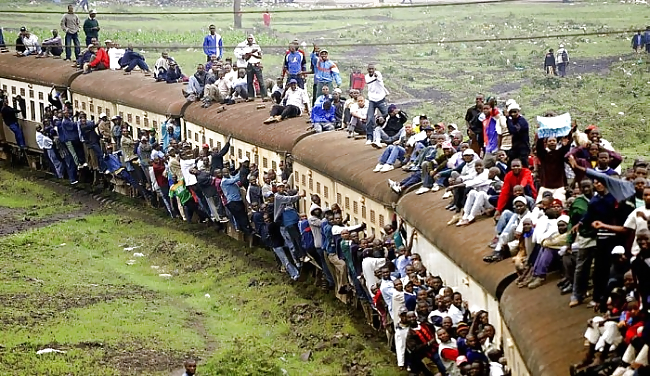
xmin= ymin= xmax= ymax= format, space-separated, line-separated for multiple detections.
xmin=0 ymin=170 xmax=396 ymax=375
xmin=0 ymin=169 xmax=80 ymax=217
xmin=1 ymin=0 xmax=648 ymax=159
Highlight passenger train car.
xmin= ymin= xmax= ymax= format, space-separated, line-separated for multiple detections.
xmin=0 ymin=53 xmax=590 ymax=376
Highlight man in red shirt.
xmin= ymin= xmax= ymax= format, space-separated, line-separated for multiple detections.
xmin=83 ymin=44 xmax=108 ymax=74
xmin=494 ymin=158 xmax=537 ymax=221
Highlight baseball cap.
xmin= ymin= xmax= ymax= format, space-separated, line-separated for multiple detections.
xmin=320 ymin=48 xmax=328 ymax=54
xmin=288 ymin=78 xmax=297 ymax=85
xmin=99 ymin=112 xmax=107 ymax=118
xmin=558 ymin=214 xmax=570 ymax=224
xmin=89 ymin=9 xmax=97 ymax=14
xmin=111 ymin=115 xmax=121 ymax=120
xmin=513 ymin=196 xmax=527 ymax=206
xmin=239 ymin=156 xmax=249 ymax=163
xmin=104 ymin=39 xmax=112 ymax=44
xmin=202 ymin=143 xmax=209 ymax=149
xmin=263 ymin=191 xmax=274 ymax=198
xmin=456 ymin=356 xmax=469 ymax=366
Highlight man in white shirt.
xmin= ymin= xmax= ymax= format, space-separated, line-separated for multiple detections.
xmin=364 ymin=64 xmax=389 ymax=145
xmin=348 ymin=95 xmax=369 ymax=136
xmin=234 ymin=34 xmax=268 ymax=101
xmin=263 ymin=79 xmax=310 ymax=123
xmin=36 ymin=124 xmax=63 ymax=178
xmin=17 ymin=30 xmax=40 ymax=57
xmin=105 ymin=40 xmax=125 ymax=70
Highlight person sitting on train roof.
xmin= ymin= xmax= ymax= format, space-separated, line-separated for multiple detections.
xmin=230 ymin=68 xmax=249 ymax=102
xmin=313 ymin=85 xmax=332 ymax=109
xmin=348 ymin=95 xmax=368 ymax=138
xmin=15 ymin=28 xmax=40 ymax=57
xmin=201 ymin=66 xmax=223 ymax=108
xmin=310 ymin=100 xmax=336 ymax=133
xmin=82 ymin=44 xmax=109 ymax=74
xmin=120 ymin=44 xmax=152 ymax=76
xmin=165 ymin=59 xmax=184 ymax=84
xmin=154 ymin=52 xmax=171 ymax=81
xmin=373 ymin=123 xmax=417 ymax=174
xmin=388 ymin=136 xmax=450 ymax=195
xmin=371 ymin=104 xmax=407 ymax=149
xmin=263 ymin=79 xmax=310 ymax=124
xmin=36 ymin=30 xmax=62 ymax=58
xmin=183 ymin=64 xmax=207 ymax=102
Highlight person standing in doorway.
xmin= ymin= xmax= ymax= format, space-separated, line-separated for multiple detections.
xmin=234 ymin=34 xmax=268 ymax=101
xmin=364 ymin=63 xmax=389 ymax=145
xmin=82 ymin=9 xmax=99 ymax=47
xmin=556 ymin=44 xmax=569 ymax=78
xmin=202 ymin=24 xmax=223 ymax=63
xmin=60 ymin=4 xmax=80 ymax=62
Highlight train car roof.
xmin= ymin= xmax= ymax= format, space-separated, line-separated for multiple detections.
xmin=70 ymin=70 xmax=187 ymax=117
xmin=0 ymin=54 xmax=79 ymax=87
xmin=292 ymin=132 xmax=401 ymax=206
xmin=184 ymin=102 xmax=312 ymax=153
xmin=500 ymin=280 xmax=593 ymax=376
xmin=396 ymin=192 xmax=514 ymax=297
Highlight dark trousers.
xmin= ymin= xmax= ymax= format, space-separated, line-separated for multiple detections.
xmin=117 ymin=170 xmax=148 ymax=198
xmin=572 ymin=245 xmax=596 ymax=302
xmin=86 ymin=142 xmax=107 ymax=172
xmin=557 ymin=62 xmax=566 ymax=77
xmin=62 ymin=152 xmax=78 ymax=183
xmin=246 ymin=64 xmax=267 ymax=98
xmin=227 ymin=200 xmax=252 ymax=234
xmin=125 ymin=58 xmax=150 ymax=73
xmin=270 ymin=104 xmax=301 ymax=120
xmin=285 ymin=224 xmax=304 ymax=258
xmin=593 ymin=236 xmax=616 ymax=308
xmin=85 ymin=36 xmax=94 ymax=47
xmin=8 ymin=122 xmax=25 ymax=148
xmin=452 ymin=186 xmax=470 ymax=212
xmin=64 ymin=32 xmax=80 ymax=60
xmin=0 ymin=28 xmax=5 ymax=47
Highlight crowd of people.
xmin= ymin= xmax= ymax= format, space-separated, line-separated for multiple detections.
xmin=2 ymin=5 xmax=650 ymax=375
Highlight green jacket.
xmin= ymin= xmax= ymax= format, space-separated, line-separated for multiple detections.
xmin=567 ymin=195 xmax=595 ymax=243
xmin=83 ymin=18 xmax=99 ymax=39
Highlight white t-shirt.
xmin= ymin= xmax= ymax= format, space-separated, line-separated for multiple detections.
xmin=108 ymin=48 xmax=125 ymax=70
xmin=623 ymin=207 xmax=650 ymax=256
xmin=365 ymin=71 xmax=389 ymax=102
xmin=362 ymin=257 xmax=385 ymax=293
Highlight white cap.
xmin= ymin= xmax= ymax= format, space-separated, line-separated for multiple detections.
xmin=333 ymin=88 xmax=342 ymax=94
xmin=507 ymin=103 xmax=521 ymax=112
xmin=89 ymin=9 xmax=97 ymax=14
xmin=99 ymin=112 xmax=106 ymax=118
xmin=462 ymin=149 xmax=474 ymax=156
xmin=505 ymin=99 xmax=516 ymax=107
xmin=559 ymin=44 xmax=564 ymax=48
xmin=104 ymin=39 xmax=112 ymax=44
xmin=557 ymin=214 xmax=570 ymax=224
xmin=239 ymin=156 xmax=249 ymax=163
xmin=513 ymin=196 xmax=527 ymax=206
xmin=611 ymin=246 xmax=625 ymax=255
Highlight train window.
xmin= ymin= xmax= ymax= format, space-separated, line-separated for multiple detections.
xmin=11 ymin=86 xmax=16 ymax=94
xmin=362 ymin=206 xmax=366 ymax=219
xmin=237 ymin=149 xmax=242 ymax=159
xmin=144 ymin=118 xmax=148 ymax=127
xmin=323 ymin=186 xmax=328 ymax=198
xmin=194 ymin=133 xmax=199 ymax=142
xmin=202 ymin=135 xmax=205 ymax=144
xmin=301 ymin=174 xmax=305 ymax=186
xmin=216 ymin=141 xmax=221 ymax=150
xmin=254 ymin=154 xmax=259 ymax=165
xmin=89 ymin=103 xmax=94 ymax=112
xmin=74 ymin=99 xmax=78 ymax=108
xmin=137 ymin=128 xmax=142 ymax=137
xmin=82 ymin=102 xmax=87 ymax=111
xmin=127 ymin=113 xmax=132 ymax=123
xmin=371 ymin=227 xmax=376 ymax=236
xmin=29 ymin=89 xmax=34 ymax=98
xmin=353 ymin=201 xmax=358 ymax=214
xmin=152 ymin=120 xmax=157 ymax=128
xmin=230 ymin=146 xmax=234 ymax=156
xmin=38 ymin=92 xmax=44 ymax=100
xmin=97 ymin=106 xmax=102 ymax=114
xmin=39 ymin=103 xmax=44 ymax=120
xmin=272 ymin=161 xmax=277 ymax=171
xmin=325 ymin=202 xmax=329 ymax=208
xmin=245 ymin=151 xmax=250 ymax=160
xmin=262 ymin=157 xmax=268 ymax=168
xmin=345 ymin=197 xmax=349 ymax=210
xmin=316 ymin=182 xmax=320 ymax=194
xmin=379 ymin=214 xmax=385 ymax=227
xmin=105 ymin=109 xmax=110 ymax=117
xmin=336 ymin=193 xmax=341 ymax=205
xmin=370 ymin=210 xmax=376 ymax=224
xmin=3 ymin=85 xmax=7 ymax=92
xmin=309 ymin=177 xmax=313 ymax=190
xmin=119 ymin=111 xmax=124 ymax=118
xmin=354 ymin=217 xmax=358 ymax=225
xmin=187 ymin=130 xmax=191 ymax=139
xmin=209 ymin=138 xmax=213 ymax=147
xmin=20 ymin=88 xmax=25 ymax=97
xmin=30 ymin=100 xmax=35 ymax=121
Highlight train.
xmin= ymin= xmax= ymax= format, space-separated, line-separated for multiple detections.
xmin=0 ymin=53 xmax=590 ymax=376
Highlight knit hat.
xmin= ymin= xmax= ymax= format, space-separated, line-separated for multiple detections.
xmin=513 ymin=196 xmax=527 ymax=206
xmin=557 ymin=214 xmax=570 ymax=224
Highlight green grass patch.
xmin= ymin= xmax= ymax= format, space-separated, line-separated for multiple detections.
xmin=0 ymin=169 xmax=80 ymax=216
xmin=0 ymin=211 xmax=396 ymax=375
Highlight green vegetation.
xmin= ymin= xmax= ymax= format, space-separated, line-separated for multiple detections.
xmin=0 ymin=178 xmax=395 ymax=375
xmin=0 ymin=169 xmax=80 ymax=216
xmin=1 ymin=1 xmax=647 ymax=158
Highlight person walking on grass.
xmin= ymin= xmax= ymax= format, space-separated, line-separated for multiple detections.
xmin=544 ymin=49 xmax=556 ymax=76
xmin=556 ymin=44 xmax=569 ymax=77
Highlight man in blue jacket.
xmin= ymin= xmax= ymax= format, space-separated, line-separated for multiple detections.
xmin=202 ymin=25 xmax=223 ymax=62
xmin=310 ymin=100 xmax=336 ymax=133
xmin=283 ymin=41 xmax=306 ymax=89
xmin=57 ymin=111 xmax=82 ymax=167
xmin=120 ymin=45 xmax=152 ymax=75
xmin=221 ymin=168 xmax=252 ymax=234
xmin=78 ymin=112 xmax=107 ymax=172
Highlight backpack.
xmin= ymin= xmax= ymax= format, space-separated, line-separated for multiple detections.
xmin=561 ymin=51 xmax=568 ymax=63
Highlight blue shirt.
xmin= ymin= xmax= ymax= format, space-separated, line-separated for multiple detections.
xmin=310 ymin=104 xmax=336 ymax=124
xmin=202 ymin=33 xmax=223 ymax=59
xmin=220 ymin=171 xmax=242 ymax=203
xmin=104 ymin=151 xmax=123 ymax=172
xmin=284 ymin=50 xmax=305 ymax=75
